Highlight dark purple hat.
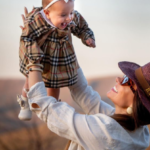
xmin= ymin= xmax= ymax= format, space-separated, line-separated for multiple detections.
xmin=118 ymin=61 xmax=150 ymax=113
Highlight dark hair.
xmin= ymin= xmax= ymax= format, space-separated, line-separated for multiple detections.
xmin=64 ymin=92 xmax=150 ymax=150
xmin=111 ymin=91 xmax=150 ymax=131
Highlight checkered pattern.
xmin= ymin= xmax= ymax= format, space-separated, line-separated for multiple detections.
xmin=19 ymin=7 xmax=95 ymax=88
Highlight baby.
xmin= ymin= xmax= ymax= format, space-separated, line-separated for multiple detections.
xmin=18 ymin=0 xmax=96 ymax=120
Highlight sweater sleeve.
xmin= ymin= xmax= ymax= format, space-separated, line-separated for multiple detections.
xmin=69 ymin=68 xmax=115 ymax=116
xmin=27 ymin=82 xmax=116 ymax=149
xmin=71 ymin=10 xmax=95 ymax=46
xmin=19 ymin=9 xmax=52 ymax=64
xmin=27 ymin=73 xmax=149 ymax=150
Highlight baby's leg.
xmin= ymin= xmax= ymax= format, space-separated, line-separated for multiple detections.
xmin=22 ymin=77 xmax=29 ymax=97
xmin=17 ymin=77 xmax=32 ymax=121
xmin=47 ymin=88 xmax=60 ymax=100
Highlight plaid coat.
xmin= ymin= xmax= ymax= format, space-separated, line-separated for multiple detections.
xmin=19 ymin=7 xmax=95 ymax=88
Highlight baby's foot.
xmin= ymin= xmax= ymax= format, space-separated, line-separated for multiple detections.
xmin=17 ymin=95 xmax=32 ymax=121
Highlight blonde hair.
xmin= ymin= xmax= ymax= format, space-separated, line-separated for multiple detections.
xmin=42 ymin=0 xmax=53 ymax=8
xmin=42 ymin=0 xmax=73 ymax=8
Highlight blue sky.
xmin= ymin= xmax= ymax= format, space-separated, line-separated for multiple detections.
xmin=0 ymin=0 xmax=150 ymax=78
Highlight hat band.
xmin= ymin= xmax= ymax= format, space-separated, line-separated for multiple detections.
xmin=135 ymin=67 xmax=150 ymax=97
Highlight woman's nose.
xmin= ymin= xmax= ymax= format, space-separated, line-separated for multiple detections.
xmin=116 ymin=77 xmax=122 ymax=83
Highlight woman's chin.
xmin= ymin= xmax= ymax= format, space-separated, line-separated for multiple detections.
xmin=106 ymin=90 xmax=111 ymax=99
xmin=106 ymin=90 xmax=114 ymax=101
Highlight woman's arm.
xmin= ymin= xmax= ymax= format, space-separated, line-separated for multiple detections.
xmin=27 ymin=78 xmax=146 ymax=150
xmin=27 ymin=71 xmax=118 ymax=149
xmin=27 ymin=70 xmax=96 ymax=146
xmin=69 ymin=68 xmax=115 ymax=116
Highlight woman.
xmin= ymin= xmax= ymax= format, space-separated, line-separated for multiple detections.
xmin=23 ymin=61 xmax=150 ymax=150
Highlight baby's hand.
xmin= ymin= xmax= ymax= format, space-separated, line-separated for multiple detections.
xmin=86 ymin=38 xmax=96 ymax=48
xmin=20 ymin=7 xmax=29 ymax=30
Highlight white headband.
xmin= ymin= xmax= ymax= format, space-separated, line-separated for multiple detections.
xmin=44 ymin=0 xmax=74 ymax=10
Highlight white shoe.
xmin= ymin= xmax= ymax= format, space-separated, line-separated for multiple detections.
xmin=17 ymin=95 xmax=32 ymax=121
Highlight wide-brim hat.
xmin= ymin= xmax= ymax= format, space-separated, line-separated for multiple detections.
xmin=118 ymin=61 xmax=150 ymax=113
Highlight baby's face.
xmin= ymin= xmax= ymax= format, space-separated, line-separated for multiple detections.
xmin=46 ymin=0 xmax=74 ymax=30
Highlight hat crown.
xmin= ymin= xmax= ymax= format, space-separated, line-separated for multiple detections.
xmin=118 ymin=61 xmax=150 ymax=113
xmin=141 ymin=62 xmax=150 ymax=85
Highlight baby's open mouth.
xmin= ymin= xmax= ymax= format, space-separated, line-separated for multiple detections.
xmin=61 ymin=23 xmax=68 ymax=28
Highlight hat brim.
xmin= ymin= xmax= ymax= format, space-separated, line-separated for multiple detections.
xmin=118 ymin=61 xmax=150 ymax=112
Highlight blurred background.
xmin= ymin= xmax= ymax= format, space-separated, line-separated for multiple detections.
xmin=0 ymin=0 xmax=150 ymax=149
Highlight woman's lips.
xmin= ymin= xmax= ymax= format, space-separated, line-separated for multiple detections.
xmin=111 ymin=86 xmax=118 ymax=93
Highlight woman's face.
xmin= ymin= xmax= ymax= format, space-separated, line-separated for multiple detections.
xmin=107 ymin=76 xmax=136 ymax=114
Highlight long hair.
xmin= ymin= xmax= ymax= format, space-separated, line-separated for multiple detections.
xmin=65 ymin=91 xmax=150 ymax=150
xmin=64 ymin=140 xmax=71 ymax=150
xmin=111 ymin=91 xmax=150 ymax=131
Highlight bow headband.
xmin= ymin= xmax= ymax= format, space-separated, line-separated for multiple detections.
xmin=44 ymin=0 xmax=75 ymax=10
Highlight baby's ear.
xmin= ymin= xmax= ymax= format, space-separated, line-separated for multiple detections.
xmin=44 ymin=9 xmax=50 ymax=19
xmin=44 ymin=9 xmax=49 ymax=15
